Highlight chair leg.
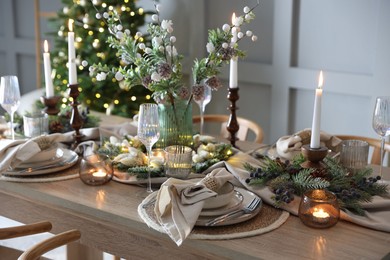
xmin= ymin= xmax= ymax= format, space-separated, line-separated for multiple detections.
xmin=66 ymin=241 xmax=103 ymax=260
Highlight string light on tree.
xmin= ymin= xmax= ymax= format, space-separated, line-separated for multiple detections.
xmin=48 ymin=0 xmax=153 ymax=117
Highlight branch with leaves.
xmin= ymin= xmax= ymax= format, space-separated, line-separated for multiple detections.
xmin=245 ymin=155 xmax=388 ymax=215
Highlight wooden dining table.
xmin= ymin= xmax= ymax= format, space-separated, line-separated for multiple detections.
xmin=0 ymin=140 xmax=389 ymax=260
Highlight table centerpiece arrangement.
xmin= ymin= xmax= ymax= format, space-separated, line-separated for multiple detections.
xmin=97 ymin=133 xmax=234 ymax=181
xmin=90 ymin=1 xmax=259 ymax=148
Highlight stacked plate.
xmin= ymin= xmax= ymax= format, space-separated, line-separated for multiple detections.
xmin=4 ymin=146 xmax=78 ymax=176
xmin=196 ymin=187 xmax=262 ymax=226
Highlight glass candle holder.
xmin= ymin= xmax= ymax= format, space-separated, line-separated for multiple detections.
xmin=298 ymin=189 xmax=340 ymax=228
xmin=79 ymin=154 xmax=113 ymax=186
xmin=164 ymin=145 xmax=193 ymax=179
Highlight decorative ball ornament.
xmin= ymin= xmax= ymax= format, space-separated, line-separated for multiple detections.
xmin=92 ymin=0 xmax=101 ymax=5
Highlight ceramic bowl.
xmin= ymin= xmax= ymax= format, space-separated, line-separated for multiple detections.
xmin=203 ymin=182 xmax=234 ymax=209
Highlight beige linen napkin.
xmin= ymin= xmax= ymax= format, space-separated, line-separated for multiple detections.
xmin=154 ymin=168 xmax=233 ymax=246
xmin=276 ymin=128 xmax=342 ymax=160
xmin=206 ymin=151 xmax=390 ymax=233
xmin=99 ymin=122 xmax=137 ymax=140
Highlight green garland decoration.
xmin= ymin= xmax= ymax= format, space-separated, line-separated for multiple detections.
xmin=97 ymin=137 xmax=233 ymax=179
xmin=245 ymin=155 xmax=388 ymax=215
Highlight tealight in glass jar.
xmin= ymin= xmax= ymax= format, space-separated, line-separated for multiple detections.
xmin=298 ymin=189 xmax=340 ymax=228
xmin=79 ymin=154 xmax=113 ymax=186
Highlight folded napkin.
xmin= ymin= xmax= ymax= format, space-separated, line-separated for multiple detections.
xmin=276 ymin=128 xmax=342 ymax=160
xmin=206 ymin=151 xmax=390 ymax=233
xmin=154 ymin=168 xmax=233 ymax=246
xmin=99 ymin=122 xmax=137 ymax=140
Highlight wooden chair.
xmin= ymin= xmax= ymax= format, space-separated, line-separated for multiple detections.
xmin=0 ymin=221 xmax=81 ymax=260
xmin=336 ymin=135 xmax=390 ymax=165
xmin=193 ymin=114 xmax=264 ymax=143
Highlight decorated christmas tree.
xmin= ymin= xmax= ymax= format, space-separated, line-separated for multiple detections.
xmin=48 ymin=0 xmax=153 ymax=117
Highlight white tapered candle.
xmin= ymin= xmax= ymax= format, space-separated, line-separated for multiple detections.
xmin=310 ymin=71 xmax=324 ymax=149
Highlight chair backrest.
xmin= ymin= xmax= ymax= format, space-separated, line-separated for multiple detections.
xmin=18 ymin=229 xmax=81 ymax=260
xmin=193 ymin=114 xmax=264 ymax=143
xmin=0 ymin=221 xmax=81 ymax=260
xmin=0 ymin=221 xmax=52 ymax=240
xmin=336 ymin=135 xmax=390 ymax=165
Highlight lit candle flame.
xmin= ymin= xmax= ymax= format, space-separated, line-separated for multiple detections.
xmin=68 ymin=19 xmax=74 ymax=32
xmin=231 ymin=13 xmax=236 ymax=25
xmin=313 ymin=208 xmax=330 ymax=219
xmin=92 ymin=170 xmax=107 ymax=178
xmin=318 ymin=70 xmax=324 ymax=89
xmin=43 ymin=40 xmax=49 ymax=53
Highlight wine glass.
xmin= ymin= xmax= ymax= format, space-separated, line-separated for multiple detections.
xmin=0 ymin=75 xmax=21 ymax=140
xmin=372 ymin=96 xmax=390 ymax=178
xmin=137 ymin=103 xmax=160 ymax=194
xmin=193 ymin=85 xmax=212 ymax=135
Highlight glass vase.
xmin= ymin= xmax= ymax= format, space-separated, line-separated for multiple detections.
xmin=156 ymin=99 xmax=193 ymax=148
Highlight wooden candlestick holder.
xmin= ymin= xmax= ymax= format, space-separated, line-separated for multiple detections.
xmin=40 ymin=95 xmax=61 ymax=115
xmin=68 ymin=84 xmax=84 ymax=147
xmin=226 ymin=87 xmax=240 ymax=147
xmin=301 ymin=144 xmax=328 ymax=168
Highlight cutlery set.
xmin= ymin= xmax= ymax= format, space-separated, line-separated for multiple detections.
xmin=205 ymin=196 xmax=262 ymax=226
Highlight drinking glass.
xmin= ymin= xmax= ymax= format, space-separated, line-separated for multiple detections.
xmin=137 ymin=103 xmax=160 ymax=194
xmin=372 ymin=96 xmax=390 ymax=178
xmin=0 ymin=75 xmax=21 ymax=140
xmin=193 ymin=85 xmax=212 ymax=135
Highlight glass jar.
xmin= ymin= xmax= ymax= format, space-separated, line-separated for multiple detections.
xmin=298 ymin=189 xmax=340 ymax=228
xmin=79 ymin=154 xmax=113 ymax=186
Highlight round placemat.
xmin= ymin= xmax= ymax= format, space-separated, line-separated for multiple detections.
xmin=138 ymin=192 xmax=289 ymax=240
xmin=0 ymin=163 xmax=80 ymax=183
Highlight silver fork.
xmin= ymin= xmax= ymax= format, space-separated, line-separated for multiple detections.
xmin=205 ymin=196 xmax=261 ymax=226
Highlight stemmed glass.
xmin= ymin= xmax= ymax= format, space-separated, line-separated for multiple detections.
xmin=194 ymin=85 xmax=212 ymax=135
xmin=0 ymin=75 xmax=21 ymax=140
xmin=372 ymin=96 xmax=390 ymax=178
xmin=137 ymin=103 xmax=160 ymax=194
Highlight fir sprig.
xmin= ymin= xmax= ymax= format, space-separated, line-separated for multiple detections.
xmin=245 ymin=156 xmax=388 ymax=215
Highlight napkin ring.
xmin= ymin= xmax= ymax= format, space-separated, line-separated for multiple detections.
xmin=202 ymin=176 xmax=218 ymax=191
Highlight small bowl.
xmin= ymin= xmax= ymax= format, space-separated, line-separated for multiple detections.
xmin=203 ymin=182 xmax=234 ymax=209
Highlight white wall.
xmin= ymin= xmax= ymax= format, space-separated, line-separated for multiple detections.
xmin=0 ymin=0 xmax=389 ymax=144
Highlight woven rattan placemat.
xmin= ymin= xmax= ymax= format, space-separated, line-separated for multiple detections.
xmin=0 ymin=163 xmax=79 ymax=183
xmin=138 ymin=192 xmax=289 ymax=240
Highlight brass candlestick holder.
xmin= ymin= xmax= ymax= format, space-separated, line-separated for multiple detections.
xmin=68 ymin=84 xmax=84 ymax=147
xmin=226 ymin=87 xmax=240 ymax=147
xmin=301 ymin=144 xmax=328 ymax=168
xmin=40 ymin=95 xmax=61 ymax=115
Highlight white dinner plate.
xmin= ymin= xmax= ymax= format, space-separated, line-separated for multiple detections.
xmin=195 ymin=187 xmax=262 ymax=227
xmin=4 ymin=149 xmax=78 ymax=176
xmin=16 ymin=147 xmax=65 ymax=169
xmin=199 ymin=190 xmax=244 ymax=217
